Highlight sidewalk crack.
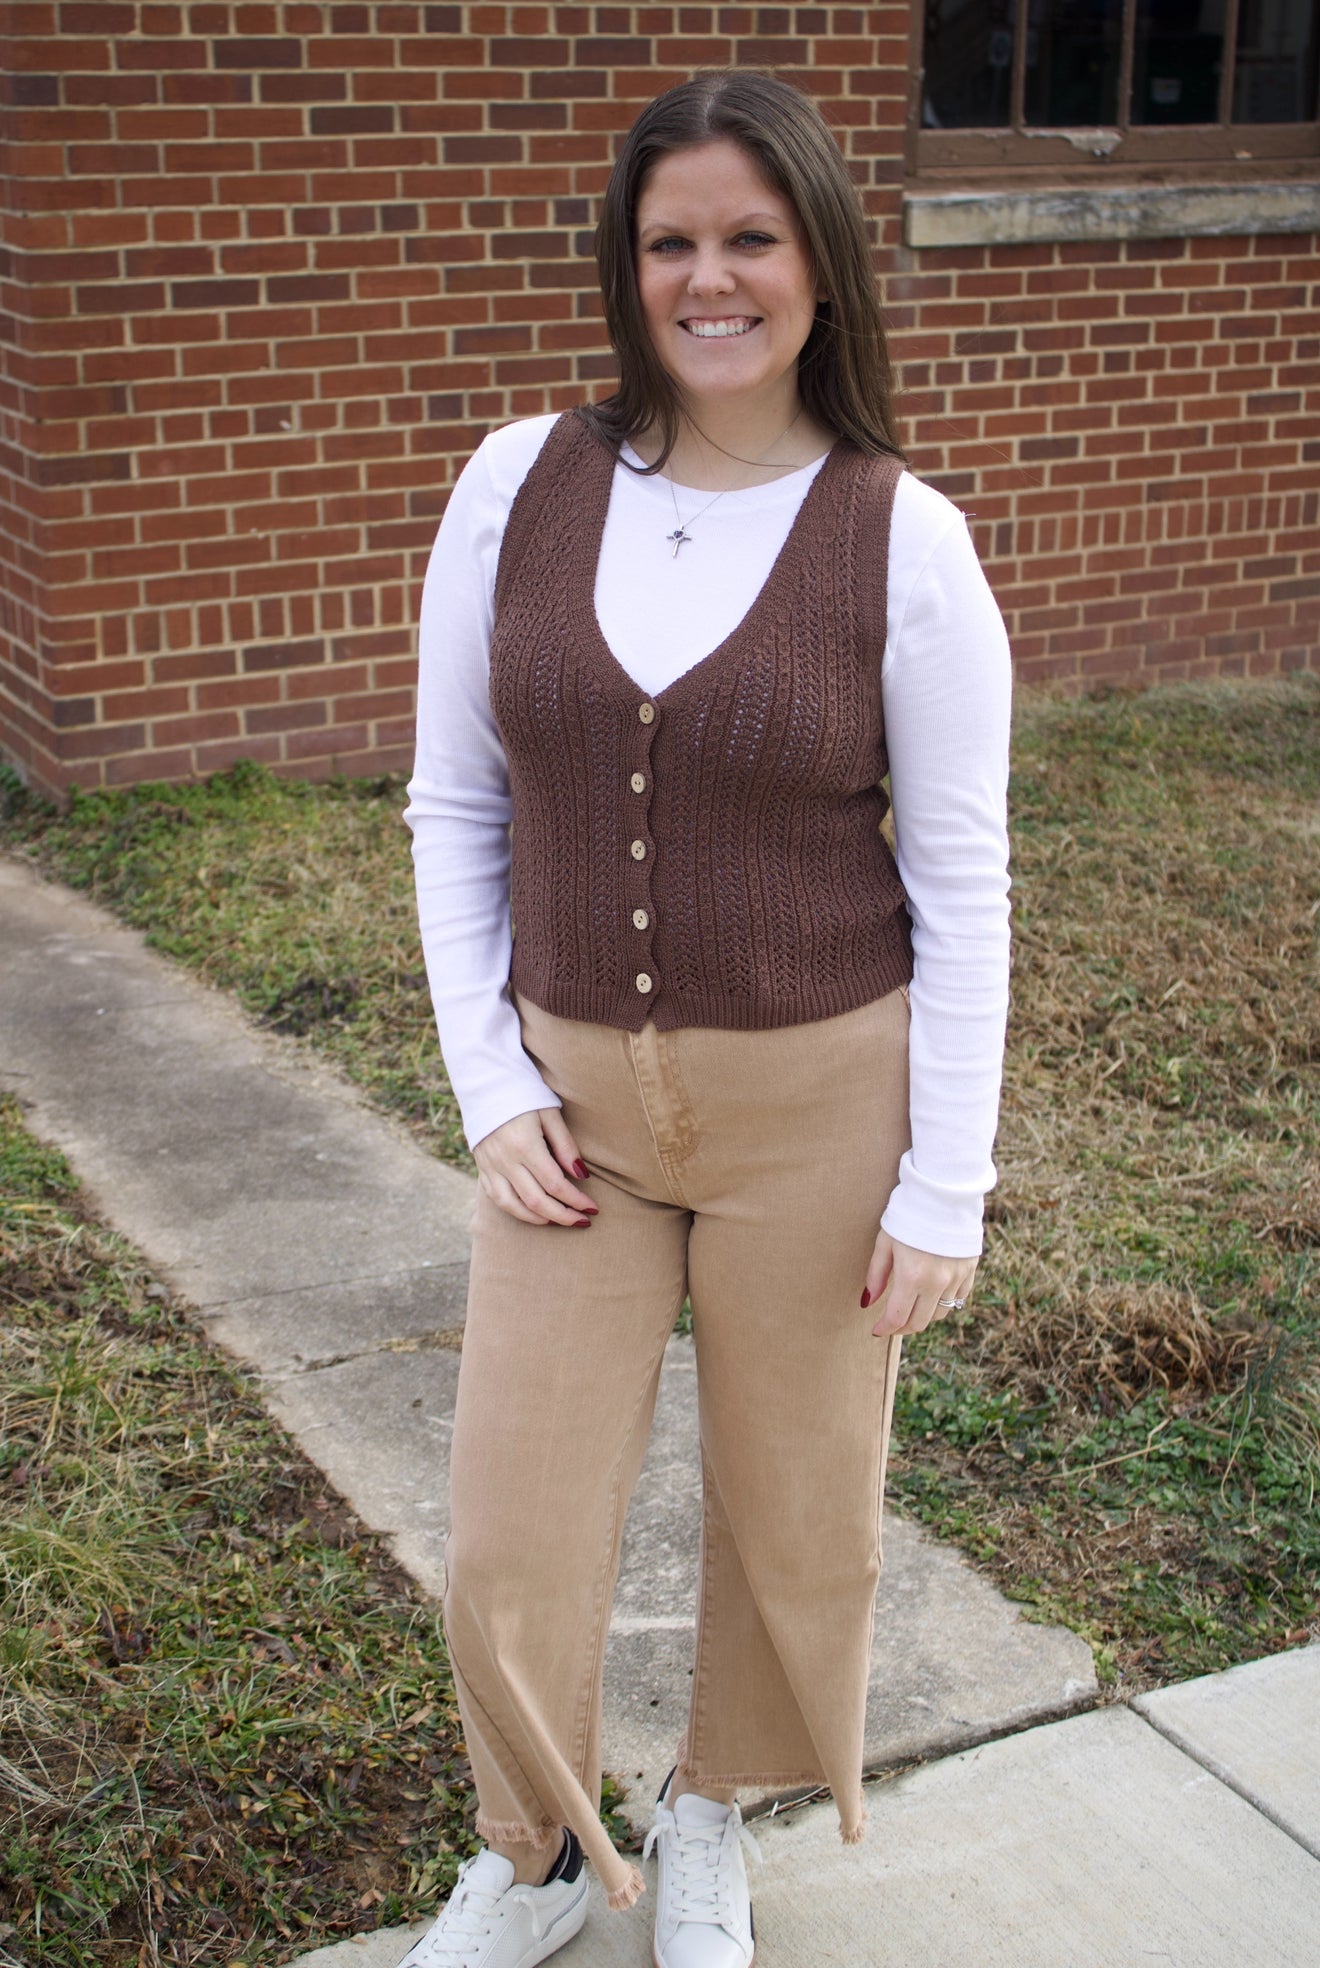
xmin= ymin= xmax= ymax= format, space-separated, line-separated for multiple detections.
xmin=267 ymin=1325 xmax=466 ymax=1380
xmin=197 ymin=1264 xmax=467 ymax=1311
xmin=1133 ymin=1706 xmax=1320 ymax=1861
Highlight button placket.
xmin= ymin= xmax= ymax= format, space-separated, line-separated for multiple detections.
xmin=627 ymin=700 xmax=661 ymax=999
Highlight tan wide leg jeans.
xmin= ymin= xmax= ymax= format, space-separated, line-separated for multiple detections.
xmin=443 ymin=987 xmax=911 ymax=1908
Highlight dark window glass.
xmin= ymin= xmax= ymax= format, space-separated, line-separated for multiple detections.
xmin=923 ymin=0 xmax=1018 ymax=128
xmin=1025 ymin=0 xmax=1125 ymax=124
xmin=1130 ymin=0 xmax=1225 ymax=124
xmin=1233 ymin=0 xmax=1319 ymax=121
xmin=922 ymin=0 xmax=1319 ymax=129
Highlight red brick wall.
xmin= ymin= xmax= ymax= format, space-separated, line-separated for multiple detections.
xmin=891 ymin=234 xmax=1320 ymax=685
xmin=0 ymin=3 xmax=1316 ymax=799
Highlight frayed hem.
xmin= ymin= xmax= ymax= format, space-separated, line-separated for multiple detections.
xmin=676 ymin=1761 xmax=827 ymax=1790
xmin=606 ymin=1865 xmax=646 ymax=1911
xmin=474 ymin=1813 xmax=559 ymax=1851
xmin=841 ymin=1813 xmax=867 ymax=1847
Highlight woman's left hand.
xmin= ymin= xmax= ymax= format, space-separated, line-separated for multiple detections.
xmin=862 ymin=1229 xmax=978 ymax=1338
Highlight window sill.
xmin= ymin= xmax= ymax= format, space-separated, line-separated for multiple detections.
xmin=903 ymin=175 xmax=1320 ymax=248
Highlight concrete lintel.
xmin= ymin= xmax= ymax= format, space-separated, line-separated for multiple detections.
xmin=903 ymin=177 xmax=1320 ymax=249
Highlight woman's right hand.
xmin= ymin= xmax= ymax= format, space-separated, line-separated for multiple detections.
xmin=472 ymin=1107 xmax=598 ymax=1227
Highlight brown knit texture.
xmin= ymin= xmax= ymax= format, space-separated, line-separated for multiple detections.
xmin=490 ymin=412 xmax=914 ymax=1035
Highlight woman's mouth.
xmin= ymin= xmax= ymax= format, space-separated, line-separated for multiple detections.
xmin=679 ymin=317 xmax=759 ymax=339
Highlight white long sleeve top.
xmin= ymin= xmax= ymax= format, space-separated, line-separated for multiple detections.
xmin=405 ymin=413 xmax=1012 ymax=1257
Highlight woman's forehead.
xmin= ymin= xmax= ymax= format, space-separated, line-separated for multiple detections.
xmin=635 ymin=140 xmax=798 ymax=225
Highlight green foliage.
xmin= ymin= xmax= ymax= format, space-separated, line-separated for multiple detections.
xmin=893 ymin=1367 xmax=1023 ymax=1449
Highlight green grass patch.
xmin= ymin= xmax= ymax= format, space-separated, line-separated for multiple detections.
xmin=3 ymin=674 xmax=1319 ymax=1698
xmin=0 ymin=1093 xmax=479 ymax=1965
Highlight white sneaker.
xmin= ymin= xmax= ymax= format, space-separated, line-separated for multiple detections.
xmin=643 ymin=1788 xmax=761 ymax=1968
xmin=395 ymin=1830 xmax=588 ymax=1968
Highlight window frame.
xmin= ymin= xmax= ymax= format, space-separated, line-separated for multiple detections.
xmin=908 ymin=0 xmax=1320 ymax=178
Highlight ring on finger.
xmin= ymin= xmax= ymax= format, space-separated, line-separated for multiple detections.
xmin=937 ymin=1295 xmax=967 ymax=1311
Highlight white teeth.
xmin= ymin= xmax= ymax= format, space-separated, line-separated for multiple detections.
xmin=683 ymin=319 xmax=755 ymax=338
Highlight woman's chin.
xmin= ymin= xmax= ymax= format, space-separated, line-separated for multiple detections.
xmin=667 ymin=364 xmax=798 ymax=417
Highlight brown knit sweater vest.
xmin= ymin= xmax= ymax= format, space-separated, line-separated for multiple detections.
xmin=489 ymin=410 xmax=914 ymax=1034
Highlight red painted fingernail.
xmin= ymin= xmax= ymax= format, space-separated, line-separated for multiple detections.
xmin=573 ymin=1217 xmax=593 ymax=1228
xmin=860 ymin=1288 xmax=873 ymax=1309
xmin=572 ymin=1159 xmax=590 ymax=1179
xmin=580 ymin=1203 xmax=599 ymax=1215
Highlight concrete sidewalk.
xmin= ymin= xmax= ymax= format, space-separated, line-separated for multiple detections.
xmin=302 ymin=1647 xmax=1320 ymax=1967
xmin=3 ymin=851 xmax=1317 ymax=1965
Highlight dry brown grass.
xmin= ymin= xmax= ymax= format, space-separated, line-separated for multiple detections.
xmin=971 ymin=1281 xmax=1267 ymax=1412
xmin=977 ymin=676 xmax=1318 ymax=1375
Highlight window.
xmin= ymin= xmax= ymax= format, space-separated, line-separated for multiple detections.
xmin=914 ymin=0 xmax=1320 ymax=170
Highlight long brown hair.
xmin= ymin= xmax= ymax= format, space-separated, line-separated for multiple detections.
xmin=583 ymin=70 xmax=904 ymax=470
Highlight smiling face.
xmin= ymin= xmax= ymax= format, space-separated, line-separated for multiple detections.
xmin=634 ymin=138 xmax=823 ymax=426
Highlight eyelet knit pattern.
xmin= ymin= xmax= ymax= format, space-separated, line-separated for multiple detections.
xmin=490 ymin=410 xmax=913 ymax=1035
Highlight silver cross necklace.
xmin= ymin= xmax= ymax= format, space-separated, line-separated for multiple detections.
xmin=664 ymin=480 xmax=733 ymax=558
xmin=662 ymin=410 xmax=804 ymax=559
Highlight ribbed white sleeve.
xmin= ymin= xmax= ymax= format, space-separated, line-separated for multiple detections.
xmin=405 ymin=415 xmax=1012 ymax=1256
xmin=876 ymin=486 xmax=1012 ymax=1256
xmin=405 ymin=422 xmax=557 ymax=1149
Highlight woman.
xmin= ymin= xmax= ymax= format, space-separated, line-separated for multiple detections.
xmin=402 ymin=68 xmax=1011 ymax=1968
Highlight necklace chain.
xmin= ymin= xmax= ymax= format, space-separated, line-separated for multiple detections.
xmin=664 ymin=481 xmax=731 ymax=557
xmin=663 ymin=409 xmax=803 ymax=559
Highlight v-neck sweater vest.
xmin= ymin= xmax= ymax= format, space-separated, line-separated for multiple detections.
xmin=489 ymin=409 xmax=914 ymax=1034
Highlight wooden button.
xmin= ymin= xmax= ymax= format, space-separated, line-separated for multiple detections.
xmin=630 ymin=772 xmax=646 ymax=793
xmin=632 ymin=908 xmax=649 ymax=930
xmin=635 ymin=972 xmax=653 ymax=994
xmin=638 ymin=702 xmax=656 ymax=724
xmin=630 ymin=839 xmax=646 ymax=861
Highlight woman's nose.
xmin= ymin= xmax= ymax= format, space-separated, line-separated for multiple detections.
xmin=686 ymin=247 xmax=735 ymax=295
